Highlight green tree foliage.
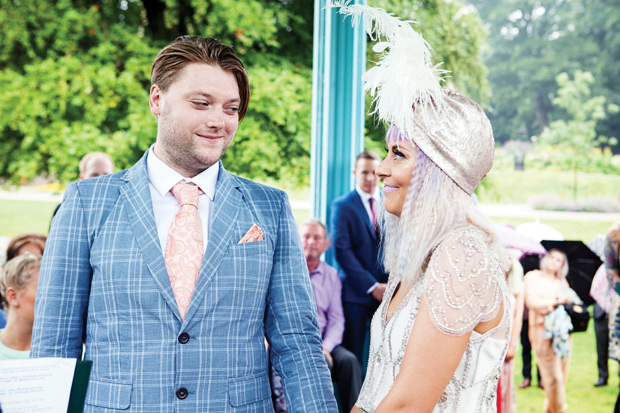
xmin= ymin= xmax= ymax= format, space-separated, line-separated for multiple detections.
xmin=531 ymin=71 xmax=619 ymax=197
xmin=0 ymin=0 xmax=488 ymax=185
xmin=467 ymin=0 xmax=620 ymax=146
xmin=364 ymin=0 xmax=489 ymax=148
xmin=0 ymin=0 xmax=314 ymax=184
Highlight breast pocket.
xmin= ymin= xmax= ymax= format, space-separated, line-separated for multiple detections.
xmin=216 ymin=240 xmax=273 ymax=317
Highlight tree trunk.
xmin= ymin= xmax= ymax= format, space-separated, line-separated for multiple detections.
xmin=533 ymin=88 xmax=549 ymax=132
xmin=141 ymin=0 xmax=175 ymax=41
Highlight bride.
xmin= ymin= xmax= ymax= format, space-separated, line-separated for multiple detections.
xmin=332 ymin=4 xmax=513 ymax=412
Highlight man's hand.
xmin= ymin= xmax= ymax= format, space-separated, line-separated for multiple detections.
xmin=323 ymin=349 xmax=333 ymax=368
xmin=371 ymin=283 xmax=387 ymax=302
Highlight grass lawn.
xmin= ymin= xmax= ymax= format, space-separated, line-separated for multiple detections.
xmin=0 ymin=199 xmax=59 ymax=238
xmin=513 ymin=321 xmax=619 ymax=412
xmin=481 ymin=170 xmax=620 ymax=204
xmin=488 ymin=216 xmax=615 ymax=245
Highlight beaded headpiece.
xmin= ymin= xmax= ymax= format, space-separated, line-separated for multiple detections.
xmin=332 ymin=1 xmax=495 ymax=195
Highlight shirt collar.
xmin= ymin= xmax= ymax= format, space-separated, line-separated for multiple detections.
xmin=355 ymin=185 xmax=380 ymax=203
xmin=146 ymin=146 xmax=219 ymax=201
xmin=309 ymin=261 xmax=326 ymax=277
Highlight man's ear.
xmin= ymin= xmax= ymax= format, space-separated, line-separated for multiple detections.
xmin=321 ymin=238 xmax=330 ymax=253
xmin=149 ymin=84 xmax=163 ymax=116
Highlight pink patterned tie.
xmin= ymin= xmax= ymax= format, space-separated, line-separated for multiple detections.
xmin=165 ymin=182 xmax=204 ymax=320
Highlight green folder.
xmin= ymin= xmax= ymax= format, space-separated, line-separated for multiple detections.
xmin=67 ymin=360 xmax=92 ymax=413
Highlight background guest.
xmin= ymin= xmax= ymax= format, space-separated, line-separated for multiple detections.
xmin=523 ymin=249 xmax=575 ymax=413
xmin=50 ymin=151 xmax=115 ymax=224
xmin=500 ymin=248 xmax=525 ymax=412
xmin=589 ymin=234 xmax=615 ymax=387
xmin=519 ymin=254 xmax=543 ymax=390
xmin=5 ymin=233 xmax=46 ymax=262
xmin=0 ymin=253 xmax=42 ymax=360
xmin=331 ymin=150 xmax=388 ymax=365
xmin=602 ymin=223 xmax=620 ymax=412
xmin=272 ymin=219 xmax=362 ymax=412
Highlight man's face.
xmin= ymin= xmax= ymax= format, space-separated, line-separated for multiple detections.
xmin=81 ymin=158 xmax=114 ymax=179
xmin=299 ymin=224 xmax=328 ymax=263
xmin=353 ymin=158 xmax=380 ymax=195
xmin=150 ymin=63 xmax=241 ymax=177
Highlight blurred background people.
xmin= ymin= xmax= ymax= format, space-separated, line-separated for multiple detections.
xmin=500 ymin=248 xmax=525 ymax=413
xmin=78 ymin=151 xmax=115 ymax=180
xmin=0 ymin=253 xmax=42 ymax=359
xmin=602 ymin=223 xmax=620 ymax=412
xmin=50 ymin=151 xmax=115 ymax=223
xmin=271 ymin=219 xmax=362 ymax=412
xmin=589 ymin=233 xmax=615 ymax=387
xmin=5 ymin=233 xmax=46 ymax=262
xmin=0 ymin=233 xmax=46 ymax=328
xmin=523 ymin=249 xmax=576 ymax=413
xmin=331 ymin=150 xmax=388 ymax=366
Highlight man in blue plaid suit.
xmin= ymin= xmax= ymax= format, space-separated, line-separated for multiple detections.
xmin=31 ymin=36 xmax=336 ymax=412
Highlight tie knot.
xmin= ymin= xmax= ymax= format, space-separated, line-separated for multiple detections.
xmin=171 ymin=183 xmax=202 ymax=208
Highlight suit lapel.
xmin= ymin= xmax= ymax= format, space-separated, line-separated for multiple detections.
xmin=183 ymin=165 xmax=241 ymax=323
xmin=351 ymin=191 xmax=376 ymax=241
xmin=120 ymin=152 xmax=180 ymax=318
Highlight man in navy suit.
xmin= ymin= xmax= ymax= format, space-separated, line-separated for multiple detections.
xmin=331 ymin=151 xmax=388 ymax=364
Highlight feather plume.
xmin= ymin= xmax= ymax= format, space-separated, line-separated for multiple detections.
xmin=329 ymin=1 xmax=449 ymax=139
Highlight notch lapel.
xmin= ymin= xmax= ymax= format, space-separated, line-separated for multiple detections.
xmin=120 ymin=153 xmax=180 ymax=318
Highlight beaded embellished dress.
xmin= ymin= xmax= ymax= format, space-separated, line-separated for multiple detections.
xmin=356 ymin=227 xmax=511 ymax=412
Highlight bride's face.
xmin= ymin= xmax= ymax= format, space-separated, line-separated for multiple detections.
xmin=376 ymin=141 xmax=418 ymax=217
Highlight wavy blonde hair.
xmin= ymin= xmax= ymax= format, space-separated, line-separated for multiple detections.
xmin=0 ymin=254 xmax=41 ymax=311
xmin=379 ymin=148 xmax=507 ymax=283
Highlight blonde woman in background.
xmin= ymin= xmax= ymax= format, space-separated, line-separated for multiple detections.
xmin=523 ymin=249 xmax=573 ymax=413
xmin=0 ymin=254 xmax=42 ymax=360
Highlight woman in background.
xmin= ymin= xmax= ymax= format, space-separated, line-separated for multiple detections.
xmin=6 ymin=232 xmax=46 ymax=261
xmin=0 ymin=253 xmax=42 ymax=360
xmin=523 ymin=249 xmax=574 ymax=413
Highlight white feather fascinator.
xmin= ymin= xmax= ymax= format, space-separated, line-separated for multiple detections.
xmin=330 ymin=1 xmax=495 ymax=197
xmin=330 ymin=1 xmax=449 ymax=139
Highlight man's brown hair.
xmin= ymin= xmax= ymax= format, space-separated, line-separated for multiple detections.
xmin=151 ymin=36 xmax=250 ymax=120
xmin=356 ymin=150 xmax=380 ymax=163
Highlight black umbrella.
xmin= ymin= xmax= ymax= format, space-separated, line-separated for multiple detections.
xmin=540 ymin=240 xmax=603 ymax=307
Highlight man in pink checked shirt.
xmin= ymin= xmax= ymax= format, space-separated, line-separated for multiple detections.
xmin=272 ymin=219 xmax=363 ymax=412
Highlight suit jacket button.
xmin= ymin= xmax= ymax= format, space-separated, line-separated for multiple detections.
xmin=178 ymin=332 xmax=190 ymax=344
xmin=176 ymin=388 xmax=188 ymax=399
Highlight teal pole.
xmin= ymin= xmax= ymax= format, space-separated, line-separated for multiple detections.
xmin=311 ymin=0 xmax=366 ymax=264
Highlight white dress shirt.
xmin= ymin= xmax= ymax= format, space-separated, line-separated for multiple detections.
xmin=355 ymin=185 xmax=381 ymax=225
xmin=146 ymin=147 xmax=218 ymax=255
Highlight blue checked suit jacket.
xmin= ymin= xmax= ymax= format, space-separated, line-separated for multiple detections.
xmin=31 ymin=152 xmax=337 ymax=412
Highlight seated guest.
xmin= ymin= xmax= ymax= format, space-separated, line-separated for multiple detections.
xmin=272 ymin=219 xmax=363 ymax=412
xmin=0 ymin=254 xmax=42 ymax=359
xmin=6 ymin=233 xmax=46 ymax=262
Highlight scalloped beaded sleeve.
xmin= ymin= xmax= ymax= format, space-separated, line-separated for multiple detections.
xmin=422 ymin=228 xmax=504 ymax=336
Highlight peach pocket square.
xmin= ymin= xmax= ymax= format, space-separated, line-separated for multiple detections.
xmin=238 ymin=224 xmax=264 ymax=244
